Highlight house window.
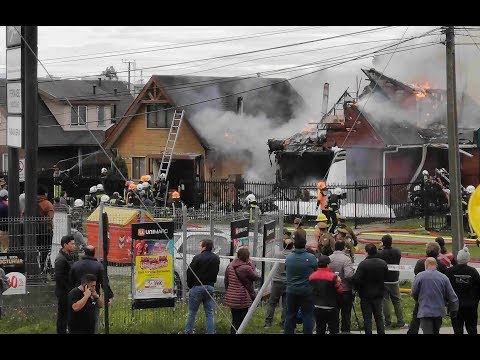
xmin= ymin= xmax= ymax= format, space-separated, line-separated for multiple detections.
xmin=97 ymin=106 xmax=105 ymax=126
xmin=132 ymin=157 xmax=145 ymax=180
xmin=71 ymin=105 xmax=87 ymax=126
xmin=146 ymin=104 xmax=175 ymax=129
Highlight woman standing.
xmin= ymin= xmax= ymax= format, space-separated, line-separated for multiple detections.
xmin=224 ymin=247 xmax=260 ymax=334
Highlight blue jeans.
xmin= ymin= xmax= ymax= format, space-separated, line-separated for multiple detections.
xmin=359 ymin=297 xmax=385 ymax=334
xmin=184 ymin=285 xmax=215 ymax=334
xmin=284 ymin=292 xmax=314 ymax=334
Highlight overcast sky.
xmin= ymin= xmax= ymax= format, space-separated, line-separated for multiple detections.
xmin=1 ymin=26 xmax=480 ymax=108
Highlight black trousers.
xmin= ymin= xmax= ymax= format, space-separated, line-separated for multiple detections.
xmin=407 ymin=301 xmax=420 ymax=334
xmin=57 ymin=295 xmax=68 ymax=334
xmin=314 ymin=308 xmax=339 ymax=334
xmin=452 ymin=305 xmax=478 ymax=334
xmin=230 ymin=308 xmax=249 ymax=334
xmin=340 ymin=291 xmax=354 ymax=333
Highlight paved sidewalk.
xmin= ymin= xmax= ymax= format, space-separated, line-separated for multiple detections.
xmin=351 ymin=325 xmax=480 ymax=334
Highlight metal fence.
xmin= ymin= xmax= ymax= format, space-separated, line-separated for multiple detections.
xmin=199 ymin=178 xmax=416 ymax=226
xmin=0 ymin=206 xmax=284 ymax=334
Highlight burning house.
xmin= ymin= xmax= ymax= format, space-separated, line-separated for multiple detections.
xmin=268 ymin=68 xmax=480 ymax=188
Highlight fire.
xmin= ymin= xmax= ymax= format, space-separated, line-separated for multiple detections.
xmin=301 ymin=120 xmax=316 ymax=135
xmin=415 ymin=91 xmax=426 ymax=99
xmin=411 ymin=82 xmax=430 ymax=99
xmin=224 ymin=131 xmax=237 ymax=144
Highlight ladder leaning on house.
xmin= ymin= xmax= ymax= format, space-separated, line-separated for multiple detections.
xmin=157 ymin=109 xmax=184 ymax=182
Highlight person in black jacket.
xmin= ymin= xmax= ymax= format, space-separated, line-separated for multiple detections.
xmin=54 ymin=235 xmax=76 ymax=334
xmin=377 ymin=234 xmax=406 ymax=328
xmin=407 ymin=241 xmax=448 ymax=334
xmin=183 ymin=239 xmax=220 ymax=334
xmin=445 ymin=246 xmax=480 ymax=334
xmin=69 ymin=245 xmax=114 ymax=333
xmin=352 ymin=243 xmax=388 ymax=334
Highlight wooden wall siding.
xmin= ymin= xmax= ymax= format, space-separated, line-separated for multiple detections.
xmin=113 ymin=104 xmax=205 ymax=178
xmin=385 ymin=147 xmax=422 ymax=182
xmin=204 ymin=156 xmax=248 ymax=180
xmin=324 ymin=104 xmax=385 ymax=149
xmin=461 ymin=148 xmax=480 ymax=186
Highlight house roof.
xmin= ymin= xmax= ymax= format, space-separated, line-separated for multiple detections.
xmin=104 ymin=75 xmax=305 ymax=149
xmin=38 ymin=94 xmax=104 ymax=147
xmin=38 ymin=79 xmax=119 ymax=102
xmin=83 ymin=80 xmax=133 ymax=121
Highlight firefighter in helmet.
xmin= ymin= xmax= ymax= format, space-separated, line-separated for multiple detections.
xmin=245 ymin=193 xmax=262 ymax=226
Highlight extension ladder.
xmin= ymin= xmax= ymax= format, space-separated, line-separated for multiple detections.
xmin=157 ymin=109 xmax=184 ymax=181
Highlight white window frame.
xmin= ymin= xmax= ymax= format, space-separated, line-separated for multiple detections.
xmin=131 ymin=157 xmax=146 ymax=180
xmin=97 ymin=106 xmax=105 ymax=127
xmin=71 ymin=105 xmax=88 ymax=126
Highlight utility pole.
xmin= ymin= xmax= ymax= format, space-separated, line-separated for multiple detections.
xmin=16 ymin=26 xmax=38 ymax=277
xmin=445 ymin=26 xmax=464 ymax=255
xmin=122 ymin=59 xmax=135 ymax=95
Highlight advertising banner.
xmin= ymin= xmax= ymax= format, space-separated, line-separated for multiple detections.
xmin=230 ymin=218 xmax=249 ymax=257
xmin=131 ymin=222 xmax=174 ymax=301
xmin=0 ymin=252 xmax=26 ymax=295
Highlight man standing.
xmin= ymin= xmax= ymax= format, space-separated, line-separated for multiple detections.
xmin=264 ymin=229 xmax=293 ymax=329
xmin=54 ymin=235 xmax=76 ymax=334
xmin=352 ymin=243 xmax=388 ymax=334
xmin=284 ymin=232 xmax=317 ymax=334
xmin=69 ymin=245 xmax=114 ymax=333
xmin=329 ymin=240 xmax=355 ymax=333
xmin=377 ymin=234 xmax=406 ymax=328
xmin=184 ymin=239 xmax=220 ymax=334
xmin=309 ymin=255 xmax=343 ymax=334
xmin=445 ymin=246 xmax=480 ymax=334
xmin=337 ymin=215 xmax=358 ymax=247
xmin=37 ymin=184 xmax=54 ymax=272
xmin=411 ymin=257 xmax=459 ymax=334
xmin=316 ymin=222 xmax=335 ymax=256
xmin=68 ymin=273 xmax=103 ymax=334
xmin=407 ymin=241 xmax=448 ymax=334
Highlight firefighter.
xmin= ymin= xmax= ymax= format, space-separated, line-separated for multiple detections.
xmin=315 ymin=181 xmax=333 ymax=229
xmin=100 ymin=167 xmax=108 ymax=187
xmin=463 ymin=185 xmax=477 ymax=240
xmin=326 ymin=187 xmax=343 ymax=233
xmin=171 ymin=190 xmax=184 ymax=212
xmin=336 ymin=228 xmax=355 ymax=263
xmin=316 ymin=222 xmax=335 ymax=256
xmin=53 ymin=164 xmax=62 ymax=199
xmin=126 ymin=183 xmax=137 ymax=206
xmin=86 ymin=186 xmax=98 ymax=210
xmin=245 ymin=193 xmax=261 ymax=227
xmin=95 ymin=184 xmax=105 ymax=205
xmin=336 ymin=215 xmax=358 ymax=248
xmin=154 ymin=173 xmax=168 ymax=207
xmin=313 ymin=213 xmax=329 ymax=252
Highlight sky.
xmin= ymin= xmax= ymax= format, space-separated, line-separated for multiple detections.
xmin=2 ymin=26 xmax=480 ymax=181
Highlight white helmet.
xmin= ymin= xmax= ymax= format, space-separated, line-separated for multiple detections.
xmin=89 ymin=186 xmax=97 ymax=194
xmin=159 ymin=173 xmax=166 ymax=181
xmin=136 ymin=183 xmax=144 ymax=191
xmin=422 ymin=170 xmax=429 ymax=176
xmin=145 ymin=175 xmax=151 ymax=182
xmin=100 ymin=194 xmax=110 ymax=203
xmin=414 ymin=185 xmax=421 ymax=192
xmin=19 ymin=193 xmax=25 ymax=202
xmin=0 ymin=189 xmax=8 ymax=199
xmin=96 ymin=184 xmax=104 ymax=191
xmin=74 ymin=199 xmax=84 ymax=207
xmin=101 ymin=167 xmax=107 ymax=174
xmin=466 ymin=185 xmax=475 ymax=194
xmin=334 ymin=187 xmax=342 ymax=196
xmin=245 ymin=194 xmax=256 ymax=203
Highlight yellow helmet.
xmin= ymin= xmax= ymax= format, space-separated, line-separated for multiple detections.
xmin=316 ymin=213 xmax=328 ymax=222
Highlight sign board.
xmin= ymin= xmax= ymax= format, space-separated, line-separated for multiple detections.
xmin=262 ymin=220 xmax=276 ymax=284
xmin=19 ymin=158 xmax=25 ymax=182
xmin=6 ymin=26 xmax=21 ymax=48
xmin=7 ymin=115 xmax=22 ymax=148
xmin=230 ymin=218 xmax=249 ymax=257
xmin=6 ymin=47 xmax=21 ymax=80
xmin=131 ymin=221 xmax=175 ymax=305
xmin=7 ymin=81 xmax=22 ymax=114
xmin=0 ymin=252 xmax=26 ymax=295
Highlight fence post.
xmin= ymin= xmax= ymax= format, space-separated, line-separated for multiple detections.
xmin=279 ymin=209 xmax=284 ymax=240
xmin=182 ymin=204 xmax=188 ymax=303
xmin=209 ymin=209 xmax=214 ymax=239
xmin=97 ymin=202 xmax=104 ymax=261
xmin=253 ymin=207 xmax=259 ymax=258
xmin=389 ymin=178 xmax=393 ymax=224
xmin=354 ymin=181 xmax=358 ymax=229
xmin=296 ymin=187 xmax=300 ymax=217
xmin=67 ymin=213 xmax=72 ymax=236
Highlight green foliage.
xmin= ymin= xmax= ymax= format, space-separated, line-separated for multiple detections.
xmin=107 ymin=154 xmax=128 ymax=178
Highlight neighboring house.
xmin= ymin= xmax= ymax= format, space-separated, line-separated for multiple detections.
xmin=103 ymin=75 xmax=304 ymax=206
xmin=268 ymin=68 xmax=480 ymax=188
xmin=0 ymin=78 xmax=134 ymax=197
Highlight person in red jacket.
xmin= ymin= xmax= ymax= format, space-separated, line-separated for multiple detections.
xmin=224 ymin=247 xmax=260 ymax=334
xmin=309 ymin=255 xmax=343 ymax=334
xmin=435 ymin=237 xmax=457 ymax=268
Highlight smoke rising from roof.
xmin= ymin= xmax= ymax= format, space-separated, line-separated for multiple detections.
xmin=191 ymin=106 xmax=315 ymax=181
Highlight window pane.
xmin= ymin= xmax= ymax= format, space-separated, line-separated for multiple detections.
xmin=132 ymin=157 xmax=145 ymax=179
xmin=166 ymin=107 xmax=175 ymax=128
xmin=97 ymin=106 xmax=105 ymax=126
xmin=79 ymin=106 xmax=87 ymax=125
xmin=146 ymin=105 xmax=155 ymax=128
xmin=71 ymin=107 xmax=78 ymax=125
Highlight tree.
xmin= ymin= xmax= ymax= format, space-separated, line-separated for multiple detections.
xmin=101 ymin=66 xmax=118 ymax=80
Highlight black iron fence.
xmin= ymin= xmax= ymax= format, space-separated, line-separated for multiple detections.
xmin=198 ymin=178 xmax=417 ymax=226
